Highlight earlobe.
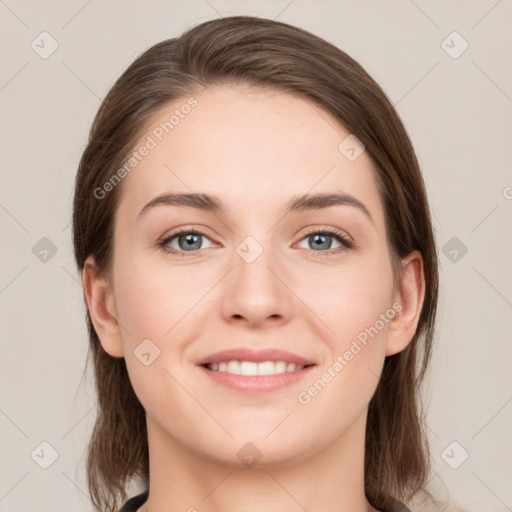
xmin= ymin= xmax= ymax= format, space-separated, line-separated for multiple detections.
xmin=385 ymin=250 xmax=426 ymax=357
xmin=82 ymin=256 xmax=124 ymax=358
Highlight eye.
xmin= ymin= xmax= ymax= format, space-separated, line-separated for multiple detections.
xmin=296 ymin=228 xmax=353 ymax=255
xmin=158 ymin=228 xmax=216 ymax=256
xmin=158 ymin=226 xmax=354 ymax=257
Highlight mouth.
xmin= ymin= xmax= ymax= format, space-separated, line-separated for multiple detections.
xmin=196 ymin=347 xmax=316 ymax=392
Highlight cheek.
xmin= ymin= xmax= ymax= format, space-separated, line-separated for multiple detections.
xmin=295 ymin=251 xmax=395 ymax=346
xmin=294 ymin=263 xmax=393 ymax=430
xmin=308 ymin=258 xmax=394 ymax=402
xmin=113 ymin=255 xmax=206 ymax=344
xmin=112 ymin=258 xmax=203 ymax=420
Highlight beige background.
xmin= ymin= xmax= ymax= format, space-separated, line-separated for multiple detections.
xmin=1 ymin=1 xmax=511 ymax=511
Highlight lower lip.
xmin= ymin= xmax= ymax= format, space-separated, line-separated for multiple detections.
xmin=197 ymin=365 xmax=316 ymax=394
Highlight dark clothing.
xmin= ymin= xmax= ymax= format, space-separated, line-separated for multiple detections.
xmin=119 ymin=490 xmax=149 ymax=512
xmin=119 ymin=490 xmax=412 ymax=511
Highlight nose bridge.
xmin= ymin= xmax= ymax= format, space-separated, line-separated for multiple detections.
xmin=221 ymin=230 xmax=291 ymax=325
xmin=234 ymin=231 xmax=281 ymax=292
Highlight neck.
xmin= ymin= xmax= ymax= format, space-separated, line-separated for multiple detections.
xmin=141 ymin=409 xmax=378 ymax=512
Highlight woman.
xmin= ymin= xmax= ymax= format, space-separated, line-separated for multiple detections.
xmin=73 ymin=15 xmax=441 ymax=512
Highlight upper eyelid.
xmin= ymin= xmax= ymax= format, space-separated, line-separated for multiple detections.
xmin=160 ymin=226 xmax=217 ymax=243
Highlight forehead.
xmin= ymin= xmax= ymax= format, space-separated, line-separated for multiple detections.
xmin=116 ymin=84 xmax=385 ymax=225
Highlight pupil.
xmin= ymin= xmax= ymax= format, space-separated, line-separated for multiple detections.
xmin=312 ymin=233 xmax=330 ymax=250
xmin=180 ymin=233 xmax=201 ymax=250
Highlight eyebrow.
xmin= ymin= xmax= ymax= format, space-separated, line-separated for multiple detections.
xmin=137 ymin=191 xmax=373 ymax=224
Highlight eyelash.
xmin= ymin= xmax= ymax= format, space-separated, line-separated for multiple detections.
xmin=157 ymin=227 xmax=354 ymax=257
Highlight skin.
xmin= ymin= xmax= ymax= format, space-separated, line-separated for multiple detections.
xmin=83 ymin=84 xmax=425 ymax=512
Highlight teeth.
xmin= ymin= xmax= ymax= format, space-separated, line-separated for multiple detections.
xmin=240 ymin=361 xmax=257 ymax=375
xmin=206 ymin=360 xmax=305 ymax=376
xmin=227 ymin=361 xmax=240 ymax=374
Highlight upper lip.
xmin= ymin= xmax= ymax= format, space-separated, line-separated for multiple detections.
xmin=195 ymin=348 xmax=316 ymax=366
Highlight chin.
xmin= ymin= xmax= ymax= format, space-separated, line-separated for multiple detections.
xmin=199 ymin=434 xmax=316 ymax=471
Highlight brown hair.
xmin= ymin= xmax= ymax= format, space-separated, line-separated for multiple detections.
xmin=73 ymin=15 xmax=440 ymax=512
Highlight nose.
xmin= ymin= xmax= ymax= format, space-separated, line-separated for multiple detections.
xmin=220 ymin=237 xmax=293 ymax=328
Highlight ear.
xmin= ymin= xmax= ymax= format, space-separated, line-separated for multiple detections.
xmin=385 ymin=250 xmax=426 ymax=356
xmin=82 ymin=255 xmax=124 ymax=358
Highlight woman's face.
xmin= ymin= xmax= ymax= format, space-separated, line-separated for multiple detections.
xmin=92 ymin=84 xmax=414 ymax=467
